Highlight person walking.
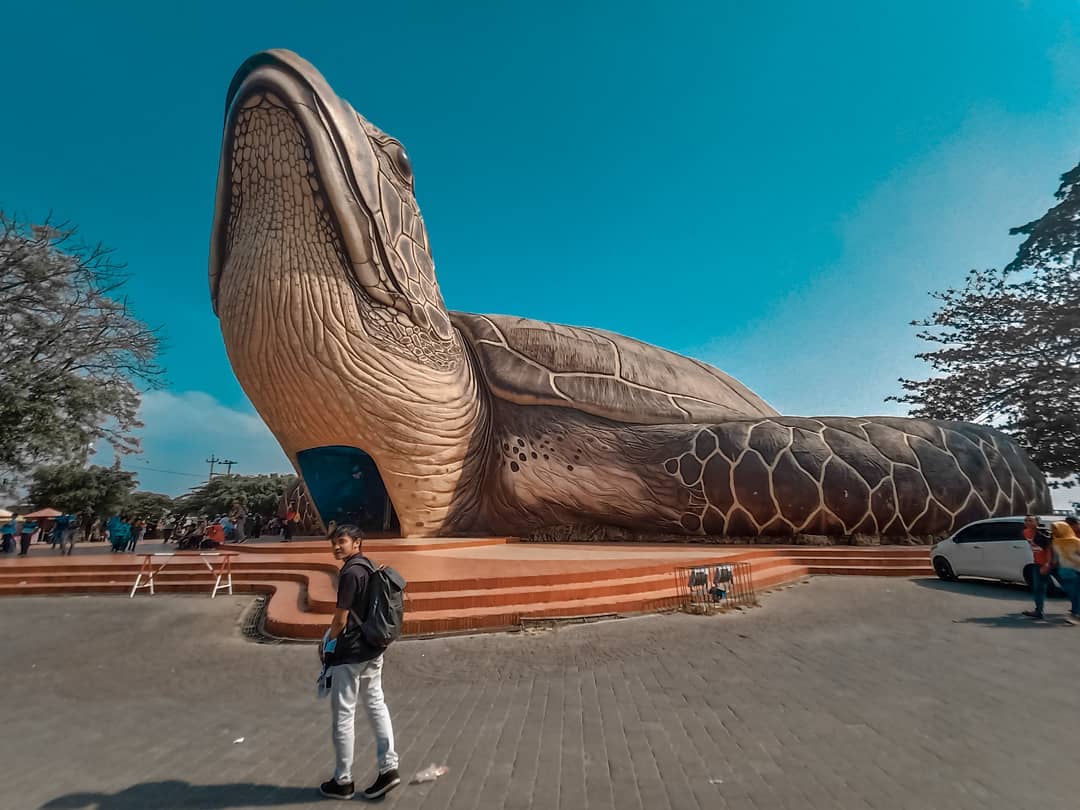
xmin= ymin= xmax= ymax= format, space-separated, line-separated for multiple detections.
xmin=55 ymin=513 xmax=77 ymax=556
xmin=318 ymin=525 xmax=400 ymax=801
xmin=18 ymin=521 xmax=36 ymax=556
xmin=127 ymin=518 xmax=146 ymax=552
xmin=107 ymin=515 xmax=131 ymax=553
xmin=282 ymin=503 xmax=298 ymax=542
xmin=230 ymin=501 xmax=248 ymax=544
xmin=1 ymin=520 xmax=13 ymax=554
xmin=1051 ymin=517 xmax=1080 ymax=624
xmin=1022 ymin=515 xmax=1053 ymax=620
xmin=11 ymin=517 xmax=24 ymax=554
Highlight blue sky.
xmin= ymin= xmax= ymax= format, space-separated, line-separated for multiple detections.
xmin=2 ymin=1 xmax=1078 ymax=502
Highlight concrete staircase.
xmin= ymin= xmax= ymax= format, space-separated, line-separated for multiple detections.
xmin=0 ymin=542 xmax=931 ymax=638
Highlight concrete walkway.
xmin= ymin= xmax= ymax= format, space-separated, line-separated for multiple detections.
xmin=2 ymin=576 xmax=1078 ymax=809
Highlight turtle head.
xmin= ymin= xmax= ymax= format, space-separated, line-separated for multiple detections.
xmin=210 ymin=49 xmax=456 ymax=366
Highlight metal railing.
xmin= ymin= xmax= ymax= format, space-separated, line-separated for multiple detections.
xmin=675 ymin=561 xmax=756 ymax=613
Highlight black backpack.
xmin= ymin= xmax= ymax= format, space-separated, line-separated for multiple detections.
xmin=348 ymin=558 xmax=407 ymax=650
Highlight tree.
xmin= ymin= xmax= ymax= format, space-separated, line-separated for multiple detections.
xmin=175 ymin=474 xmax=297 ymax=519
xmin=28 ymin=463 xmax=138 ymax=518
xmin=0 ymin=213 xmax=162 ymax=482
xmin=124 ymin=491 xmax=174 ymax=522
xmin=892 ymin=163 xmax=1080 ymax=486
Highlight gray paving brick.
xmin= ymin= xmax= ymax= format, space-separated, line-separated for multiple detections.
xmin=2 ymin=578 xmax=1080 ymax=809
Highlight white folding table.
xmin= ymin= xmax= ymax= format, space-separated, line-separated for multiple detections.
xmin=129 ymin=551 xmax=236 ymax=598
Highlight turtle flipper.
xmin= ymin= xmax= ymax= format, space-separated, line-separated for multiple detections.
xmin=482 ymin=406 xmax=1050 ymax=538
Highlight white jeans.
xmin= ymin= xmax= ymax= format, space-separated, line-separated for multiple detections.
xmin=330 ymin=656 xmax=398 ymax=783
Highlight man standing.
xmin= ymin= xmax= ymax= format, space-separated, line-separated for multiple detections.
xmin=318 ymin=525 xmax=400 ymax=801
xmin=230 ymin=501 xmax=248 ymax=544
xmin=1022 ymin=515 xmax=1053 ymax=620
xmin=127 ymin=518 xmax=146 ymax=552
xmin=18 ymin=521 xmax=36 ymax=556
xmin=1051 ymin=517 xmax=1080 ymax=624
xmin=283 ymin=503 xmax=299 ymax=542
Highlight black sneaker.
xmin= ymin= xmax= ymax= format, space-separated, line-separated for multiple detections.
xmin=319 ymin=779 xmax=355 ymax=800
xmin=362 ymin=770 xmax=401 ymax=799
xmin=1022 ymin=610 xmax=1044 ymax=620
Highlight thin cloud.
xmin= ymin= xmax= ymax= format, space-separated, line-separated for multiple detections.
xmin=691 ymin=104 xmax=1080 ymax=419
xmin=95 ymin=390 xmax=292 ymax=496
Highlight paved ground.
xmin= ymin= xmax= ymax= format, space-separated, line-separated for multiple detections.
xmin=1 ymin=576 xmax=1078 ymax=810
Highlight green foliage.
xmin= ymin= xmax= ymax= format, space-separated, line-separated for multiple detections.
xmin=175 ymin=473 xmax=296 ymax=518
xmin=0 ymin=214 xmax=162 ymax=481
xmin=28 ymin=463 xmax=138 ymax=518
xmin=893 ymin=163 xmax=1080 ymax=486
xmin=123 ymin=491 xmax=174 ymax=522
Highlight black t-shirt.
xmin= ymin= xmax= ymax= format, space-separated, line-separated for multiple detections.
xmin=332 ymin=554 xmax=378 ymax=664
xmin=336 ymin=554 xmax=371 ymax=614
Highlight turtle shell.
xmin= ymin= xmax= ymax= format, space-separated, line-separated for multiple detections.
xmin=451 ymin=312 xmax=778 ymax=425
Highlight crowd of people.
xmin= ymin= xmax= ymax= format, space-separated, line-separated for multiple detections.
xmin=0 ymin=500 xmax=303 ymax=556
xmin=1 ymin=518 xmax=41 ymax=555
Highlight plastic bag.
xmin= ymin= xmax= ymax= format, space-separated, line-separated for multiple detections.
xmin=411 ymin=764 xmax=449 ymax=784
xmin=316 ymin=665 xmax=331 ymax=699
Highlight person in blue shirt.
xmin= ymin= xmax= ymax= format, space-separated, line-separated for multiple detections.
xmin=1 ymin=521 xmax=15 ymax=554
xmin=19 ymin=521 xmax=38 ymax=556
xmin=107 ymin=515 xmax=131 ymax=552
xmin=54 ymin=513 xmax=77 ymax=555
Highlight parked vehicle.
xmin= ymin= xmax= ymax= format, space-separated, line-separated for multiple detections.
xmin=932 ymin=515 xmax=1063 ymax=590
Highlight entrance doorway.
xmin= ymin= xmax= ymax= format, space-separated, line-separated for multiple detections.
xmin=296 ymin=446 xmax=398 ymax=533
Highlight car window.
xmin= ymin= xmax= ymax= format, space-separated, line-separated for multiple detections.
xmin=982 ymin=521 xmax=1024 ymax=541
xmin=954 ymin=524 xmax=988 ymax=543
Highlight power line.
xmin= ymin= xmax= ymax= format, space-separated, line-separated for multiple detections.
xmin=134 ymin=466 xmax=204 ymax=478
xmin=127 ymin=459 xmax=205 ymax=478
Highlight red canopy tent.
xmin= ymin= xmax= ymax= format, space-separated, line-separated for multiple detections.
xmin=22 ymin=508 xmax=62 ymax=520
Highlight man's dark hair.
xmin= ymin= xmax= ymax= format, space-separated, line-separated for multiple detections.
xmin=1066 ymin=515 xmax=1079 ymax=526
xmin=331 ymin=524 xmax=364 ymax=542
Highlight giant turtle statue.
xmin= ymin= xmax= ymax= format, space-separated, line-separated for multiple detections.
xmin=210 ymin=51 xmax=1051 ymax=539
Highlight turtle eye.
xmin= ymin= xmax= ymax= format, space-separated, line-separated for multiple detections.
xmin=386 ymin=142 xmax=413 ymax=186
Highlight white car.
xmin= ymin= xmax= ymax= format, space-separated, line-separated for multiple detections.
xmin=932 ymin=515 xmax=1062 ymax=588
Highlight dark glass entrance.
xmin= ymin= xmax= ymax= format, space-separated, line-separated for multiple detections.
xmin=295 ymin=446 xmax=398 ymax=533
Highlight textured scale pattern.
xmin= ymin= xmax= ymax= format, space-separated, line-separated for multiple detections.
xmin=213 ymin=51 xmax=1052 ymax=539
xmin=453 ymin=312 xmax=778 ymax=424
xmin=658 ymin=417 xmax=1047 ymax=537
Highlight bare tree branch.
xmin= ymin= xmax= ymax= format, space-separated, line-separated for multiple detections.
xmin=0 ymin=211 xmax=164 ymax=479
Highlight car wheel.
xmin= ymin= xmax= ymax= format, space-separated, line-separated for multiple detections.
xmin=933 ymin=556 xmax=958 ymax=581
xmin=1023 ymin=565 xmax=1035 ymax=589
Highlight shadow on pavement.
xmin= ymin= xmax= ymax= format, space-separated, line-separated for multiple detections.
xmin=910 ymin=578 xmax=1078 ymax=628
xmin=950 ymin=614 xmax=1067 ymax=629
xmin=913 ymin=577 xmax=1045 ymax=602
xmin=913 ymin=577 xmax=1076 ymax=628
xmin=42 ymin=781 xmax=317 ymax=810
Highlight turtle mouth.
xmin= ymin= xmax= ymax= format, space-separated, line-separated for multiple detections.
xmin=209 ymin=50 xmax=404 ymax=316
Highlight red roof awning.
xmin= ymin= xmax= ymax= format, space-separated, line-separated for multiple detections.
xmin=22 ymin=508 xmax=63 ymax=519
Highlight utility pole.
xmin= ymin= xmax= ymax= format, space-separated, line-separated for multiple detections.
xmin=206 ymin=453 xmax=220 ymax=481
xmin=222 ymin=459 xmax=238 ymax=476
